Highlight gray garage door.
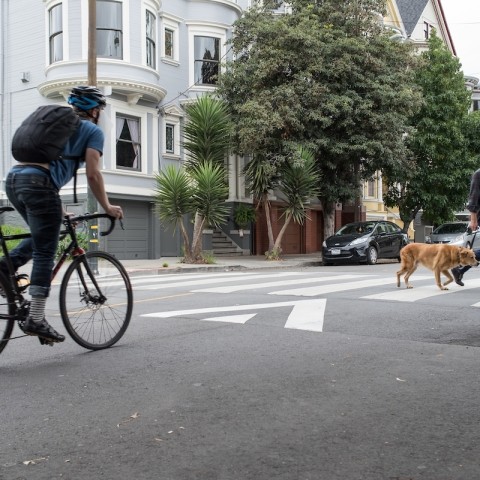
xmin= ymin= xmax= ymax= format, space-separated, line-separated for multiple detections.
xmin=105 ymin=201 xmax=149 ymax=260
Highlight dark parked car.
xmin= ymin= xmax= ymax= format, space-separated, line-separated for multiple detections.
xmin=322 ymin=221 xmax=409 ymax=265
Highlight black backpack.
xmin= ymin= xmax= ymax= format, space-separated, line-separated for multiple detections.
xmin=11 ymin=105 xmax=80 ymax=163
xmin=11 ymin=105 xmax=83 ymax=202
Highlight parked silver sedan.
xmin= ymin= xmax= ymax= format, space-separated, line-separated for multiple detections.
xmin=425 ymin=222 xmax=480 ymax=248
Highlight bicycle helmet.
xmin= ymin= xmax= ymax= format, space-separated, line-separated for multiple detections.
xmin=68 ymin=86 xmax=107 ymax=111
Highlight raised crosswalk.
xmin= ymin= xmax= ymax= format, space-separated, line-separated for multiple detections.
xmin=139 ymin=270 xmax=480 ymax=332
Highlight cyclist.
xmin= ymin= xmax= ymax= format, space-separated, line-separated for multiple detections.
xmin=1 ymin=86 xmax=123 ymax=343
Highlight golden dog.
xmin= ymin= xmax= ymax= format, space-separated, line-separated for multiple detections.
xmin=396 ymin=243 xmax=479 ymax=290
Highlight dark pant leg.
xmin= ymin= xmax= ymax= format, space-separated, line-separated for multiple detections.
xmin=5 ymin=171 xmax=62 ymax=297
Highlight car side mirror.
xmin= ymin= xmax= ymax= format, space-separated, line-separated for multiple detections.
xmin=467 ymin=227 xmax=473 ymax=234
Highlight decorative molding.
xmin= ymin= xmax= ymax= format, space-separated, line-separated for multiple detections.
xmin=38 ymin=78 xmax=167 ymax=103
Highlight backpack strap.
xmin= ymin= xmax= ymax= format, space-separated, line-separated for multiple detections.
xmin=61 ymin=155 xmax=83 ymax=204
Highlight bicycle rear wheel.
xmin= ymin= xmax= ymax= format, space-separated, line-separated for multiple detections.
xmin=0 ymin=272 xmax=15 ymax=355
xmin=59 ymin=251 xmax=133 ymax=350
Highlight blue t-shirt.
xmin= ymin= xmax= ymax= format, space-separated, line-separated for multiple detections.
xmin=49 ymin=120 xmax=104 ymax=190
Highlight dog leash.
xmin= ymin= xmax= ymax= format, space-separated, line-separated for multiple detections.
xmin=469 ymin=228 xmax=479 ymax=250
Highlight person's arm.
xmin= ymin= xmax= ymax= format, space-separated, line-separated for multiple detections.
xmin=85 ymin=147 xmax=124 ymax=219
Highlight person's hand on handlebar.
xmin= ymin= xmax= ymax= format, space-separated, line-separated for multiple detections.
xmin=105 ymin=204 xmax=124 ymax=220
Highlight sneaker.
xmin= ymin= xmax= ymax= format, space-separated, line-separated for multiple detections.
xmin=452 ymin=267 xmax=464 ymax=287
xmin=22 ymin=317 xmax=65 ymax=343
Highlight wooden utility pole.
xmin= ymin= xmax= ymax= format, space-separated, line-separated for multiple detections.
xmin=88 ymin=0 xmax=96 ymax=86
xmin=87 ymin=0 xmax=98 ymax=266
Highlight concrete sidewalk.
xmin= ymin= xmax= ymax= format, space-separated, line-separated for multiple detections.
xmin=120 ymin=253 xmax=324 ymax=275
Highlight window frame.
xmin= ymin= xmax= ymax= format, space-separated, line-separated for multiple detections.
xmin=48 ymin=3 xmax=63 ymax=64
xmin=162 ymin=106 xmax=183 ymax=159
xmin=187 ymin=23 xmax=227 ymax=89
xmin=161 ymin=14 xmax=180 ymax=64
xmin=96 ymin=0 xmax=123 ymax=60
xmin=115 ymin=113 xmax=142 ymax=172
xmin=145 ymin=9 xmax=156 ymax=69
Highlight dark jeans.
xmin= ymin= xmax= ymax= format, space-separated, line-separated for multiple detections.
xmin=457 ymin=248 xmax=480 ymax=274
xmin=5 ymin=169 xmax=62 ymax=297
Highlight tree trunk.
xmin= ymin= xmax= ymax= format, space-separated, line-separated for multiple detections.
xmin=323 ymin=202 xmax=336 ymax=240
xmin=191 ymin=212 xmax=206 ymax=262
xmin=179 ymin=219 xmax=193 ymax=262
xmin=263 ymin=195 xmax=275 ymax=252
xmin=272 ymin=213 xmax=292 ymax=257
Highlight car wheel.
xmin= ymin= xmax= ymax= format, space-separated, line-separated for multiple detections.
xmin=366 ymin=246 xmax=378 ymax=265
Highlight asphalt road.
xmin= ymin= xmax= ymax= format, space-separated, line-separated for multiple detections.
xmin=1 ymin=262 xmax=480 ymax=480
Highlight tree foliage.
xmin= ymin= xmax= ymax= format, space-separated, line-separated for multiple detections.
xmin=218 ymin=0 xmax=422 ymax=237
xmin=383 ymin=31 xmax=476 ymax=228
xmin=154 ymin=96 xmax=230 ymax=263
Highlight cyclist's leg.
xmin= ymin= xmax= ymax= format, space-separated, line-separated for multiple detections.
xmin=5 ymin=170 xmax=65 ymax=342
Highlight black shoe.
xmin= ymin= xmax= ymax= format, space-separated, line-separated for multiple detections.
xmin=452 ymin=267 xmax=464 ymax=287
xmin=23 ymin=317 xmax=65 ymax=343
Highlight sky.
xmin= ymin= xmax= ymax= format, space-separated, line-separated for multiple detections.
xmin=440 ymin=0 xmax=480 ymax=78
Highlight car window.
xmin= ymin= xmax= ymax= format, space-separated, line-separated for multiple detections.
xmin=336 ymin=223 xmax=375 ymax=235
xmin=434 ymin=223 xmax=467 ymax=234
xmin=385 ymin=223 xmax=400 ymax=234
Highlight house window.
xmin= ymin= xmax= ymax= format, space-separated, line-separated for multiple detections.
xmin=194 ymin=36 xmax=220 ymax=85
xmin=473 ymin=100 xmax=480 ymax=111
xmin=116 ymin=115 xmax=141 ymax=170
xmin=367 ymin=180 xmax=375 ymax=197
xmin=424 ymin=21 xmax=432 ymax=40
xmin=146 ymin=10 xmax=156 ymax=68
xmin=49 ymin=3 xmax=63 ymax=63
xmin=97 ymin=0 xmax=123 ymax=59
xmin=165 ymin=124 xmax=175 ymax=153
xmin=164 ymin=28 xmax=174 ymax=59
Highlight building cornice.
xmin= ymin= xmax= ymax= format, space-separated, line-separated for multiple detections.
xmin=38 ymin=78 xmax=167 ymax=104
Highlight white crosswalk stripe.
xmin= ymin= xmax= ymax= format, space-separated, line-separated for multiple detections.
xmin=363 ymin=277 xmax=480 ymax=302
xmin=136 ymin=271 xmax=306 ymax=290
xmin=269 ymin=275 xmax=431 ymax=297
xmin=192 ymin=274 xmax=367 ymax=293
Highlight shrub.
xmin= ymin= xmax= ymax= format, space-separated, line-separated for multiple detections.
xmin=0 ymin=225 xmax=29 ymax=251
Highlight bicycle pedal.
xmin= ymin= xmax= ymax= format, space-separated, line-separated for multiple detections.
xmin=38 ymin=337 xmax=55 ymax=347
xmin=16 ymin=274 xmax=30 ymax=291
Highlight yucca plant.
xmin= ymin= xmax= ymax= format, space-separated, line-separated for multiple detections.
xmin=183 ymin=95 xmax=231 ymax=171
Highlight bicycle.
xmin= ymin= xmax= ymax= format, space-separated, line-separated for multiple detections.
xmin=0 ymin=207 xmax=133 ymax=354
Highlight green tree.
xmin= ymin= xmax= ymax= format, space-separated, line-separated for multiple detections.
xmin=218 ymin=0 xmax=421 ymax=238
xmin=154 ymin=96 xmax=231 ymax=263
xmin=244 ymin=146 xmax=320 ymax=260
xmin=384 ymin=30 xmax=475 ymax=229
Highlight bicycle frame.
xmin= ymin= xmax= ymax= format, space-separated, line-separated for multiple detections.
xmin=0 ymin=210 xmax=118 ymax=323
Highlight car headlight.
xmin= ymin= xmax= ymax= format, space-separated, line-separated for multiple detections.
xmin=322 ymin=240 xmax=326 ymax=248
xmin=350 ymin=236 xmax=368 ymax=246
xmin=425 ymin=236 xmax=431 ymax=243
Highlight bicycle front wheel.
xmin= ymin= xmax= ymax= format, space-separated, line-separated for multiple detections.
xmin=59 ymin=251 xmax=133 ymax=350
xmin=0 ymin=272 xmax=15 ymax=355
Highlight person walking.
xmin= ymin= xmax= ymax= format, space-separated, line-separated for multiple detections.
xmin=2 ymin=86 xmax=123 ymax=343
xmin=452 ymin=168 xmax=480 ymax=286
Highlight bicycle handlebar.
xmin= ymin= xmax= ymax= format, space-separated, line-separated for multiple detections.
xmin=64 ymin=213 xmax=123 ymax=237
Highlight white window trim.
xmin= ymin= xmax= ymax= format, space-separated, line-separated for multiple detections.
xmin=44 ymin=0 xmax=69 ymax=66
xmin=108 ymin=103 xmax=149 ymax=174
xmin=187 ymin=23 xmax=228 ymax=89
xmin=80 ymin=0 xmax=130 ymax=62
xmin=162 ymin=106 xmax=183 ymax=159
xmin=160 ymin=13 xmax=181 ymax=65
xmin=143 ymin=1 xmax=158 ymax=69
